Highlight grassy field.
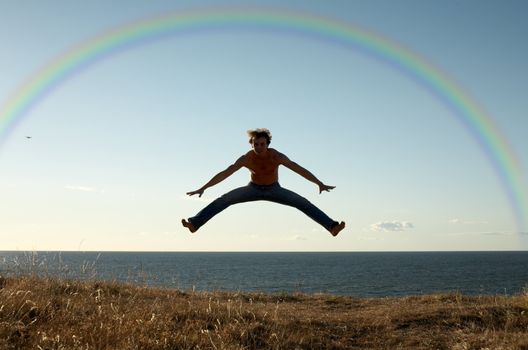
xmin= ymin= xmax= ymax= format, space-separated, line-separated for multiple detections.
xmin=0 ymin=275 xmax=527 ymax=349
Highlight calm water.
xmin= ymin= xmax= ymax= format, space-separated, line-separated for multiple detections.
xmin=1 ymin=251 xmax=527 ymax=297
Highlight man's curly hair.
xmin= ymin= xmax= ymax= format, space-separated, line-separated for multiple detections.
xmin=247 ymin=128 xmax=272 ymax=145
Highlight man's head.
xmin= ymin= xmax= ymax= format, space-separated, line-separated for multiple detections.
xmin=247 ymin=128 xmax=272 ymax=155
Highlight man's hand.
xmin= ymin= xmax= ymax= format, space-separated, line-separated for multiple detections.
xmin=186 ymin=188 xmax=205 ymax=197
xmin=319 ymin=183 xmax=335 ymax=194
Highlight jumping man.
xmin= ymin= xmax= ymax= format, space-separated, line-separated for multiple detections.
xmin=182 ymin=128 xmax=345 ymax=236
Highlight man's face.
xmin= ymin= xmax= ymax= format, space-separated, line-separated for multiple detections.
xmin=251 ymin=136 xmax=269 ymax=155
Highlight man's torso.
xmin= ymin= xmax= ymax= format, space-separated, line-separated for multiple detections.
xmin=243 ymin=148 xmax=281 ymax=185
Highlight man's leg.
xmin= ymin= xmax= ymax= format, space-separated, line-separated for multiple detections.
xmin=182 ymin=184 xmax=259 ymax=233
xmin=266 ymin=184 xmax=345 ymax=236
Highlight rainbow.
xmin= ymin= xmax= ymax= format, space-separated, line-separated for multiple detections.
xmin=1 ymin=7 xmax=527 ymax=232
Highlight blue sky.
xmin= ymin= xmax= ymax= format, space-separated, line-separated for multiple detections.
xmin=1 ymin=0 xmax=527 ymax=251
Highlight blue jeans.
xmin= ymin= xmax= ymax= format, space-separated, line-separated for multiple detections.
xmin=188 ymin=182 xmax=337 ymax=231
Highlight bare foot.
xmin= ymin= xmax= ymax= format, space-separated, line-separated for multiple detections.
xmin=330 ymin=221 xmax=345 ymax=237
xmin=181 ymin=219 xmax=197 ymax=233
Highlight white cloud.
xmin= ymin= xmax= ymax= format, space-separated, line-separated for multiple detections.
xmin=65 ymin=185 xmax=105 ymax=194
xmin=448 ymin=218 xmax=488 ymax=225
xmin=293 ymin=235 xmax=308 ymax=241
xmin=447 ymin=231 xmax=526 ymax=237
xmin=180 ymin=195 xmax=213 ymax=203
xmin=284 ymin=234 xmax=308 ymax=241
xmin=370 ymin=221 xmax=414 ymax=232
xmin=482 ymin=231 xmax=528 ymax=237
xmin=482 ymin=232 xmax=513 ymax=236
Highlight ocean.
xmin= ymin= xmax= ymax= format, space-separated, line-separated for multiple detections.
xmin=1 ymin=251 xmax=527 ymax=297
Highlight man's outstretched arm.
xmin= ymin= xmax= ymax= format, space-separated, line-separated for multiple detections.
xmin=186 ymin=155 xmax=245 ymax=197
xmin=278 ymin=152 xmax=335 ymax=194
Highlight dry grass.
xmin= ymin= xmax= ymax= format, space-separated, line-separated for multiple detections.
xmin=0 ymin=275 xmax=527 ymax=349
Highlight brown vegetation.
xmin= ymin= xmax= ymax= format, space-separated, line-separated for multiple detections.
xmin=0 ymin=275 xmax=527 ymax=349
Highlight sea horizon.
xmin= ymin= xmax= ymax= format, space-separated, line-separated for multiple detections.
xmin=2 ymin=250 xmax=527 ymax=297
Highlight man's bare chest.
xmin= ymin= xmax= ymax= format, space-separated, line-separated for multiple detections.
xmin=246 ymin=155 xmax=279 ymax=174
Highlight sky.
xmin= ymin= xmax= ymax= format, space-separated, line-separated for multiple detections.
xmin=1 ymin=0 xmax=527 ymax=251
